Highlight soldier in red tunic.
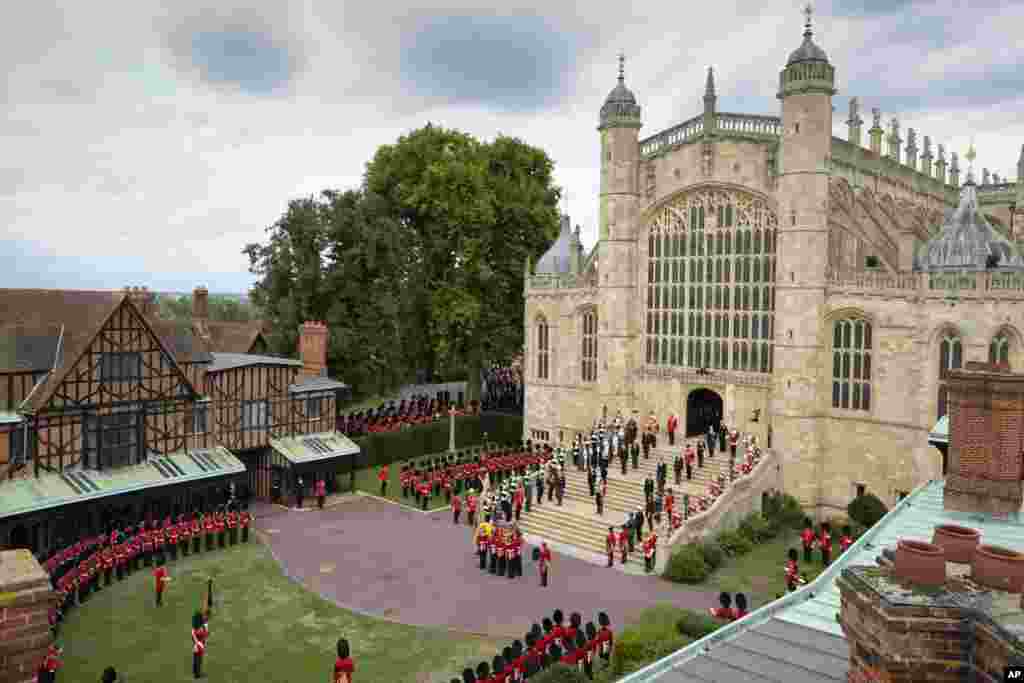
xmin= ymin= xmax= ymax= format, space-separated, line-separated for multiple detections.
xmin=378 ymin=464 xmax=389 ymax=497
xmin=596 ymin=612 xmax=613 ymax=669
xmin=216 ymin=509 xmax=227 ymax=548
xmin=36 ymin=642 xmax=62 ymax=683
xmin=316 ymin=476 xmax=327 ymax=509
xmin=800 ymin=518 xmax=815 ymax=563
xmin=417 ymin=478 xmax=430 ymax=511
xmin=227 ymin=507 xmax=238 ymax=545
xmin=204 ymin=513 xmax=215 ymax=551
xmin=191 ymin=610 xmax=209 ymax=679
xmin=839 ymin=525 xmax=854 ymax=553
xmin=466 ymin=492 xmax=477 ymax=527
xmin=785 ymin=548 xmax=801 ymax=592
xmin=167 ymin=521 xmax=179 ymax=562
xmin=142 ymin=527 xmax=154 ymax=567
xmin=605 ymin=528 xmax=615 ymax=568
xmin=191 ymin=514 xmax=202 ymax=554
xmin=618 ymin=526 xmax=629 ymax=565
xmin=452 ymin=494 xmax=462 ymax=525
xmin=240 ymin=506 xmax=252 ymax=543
xmin=709 ymin=591 xmax=732 ymax=619
xmin=818 ymin=522 xmax=832 ymax=566
xmin=180 ymin=515 xmax=191 ymax=557
xmin=334 ymin=637 xmax=354 ymax=683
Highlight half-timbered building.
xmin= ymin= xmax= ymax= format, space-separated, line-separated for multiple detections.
xmin=0 ymin=289 xmax=355 ymax=554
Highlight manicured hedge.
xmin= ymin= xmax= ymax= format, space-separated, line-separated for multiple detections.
xmin=847 ymin=493 xmax=888 ymax=530
xmin=530 ymin=663 xmax=589 ymax=683
xmin=675 ymin=610 xmax=722 ymax=639
xmin=351 ymin=413 xmax=524 ymax=469
xmin=663 ymin=544 xmax=709 ymax=584
xmin=610 ymin=605 xmax=698 ymax=677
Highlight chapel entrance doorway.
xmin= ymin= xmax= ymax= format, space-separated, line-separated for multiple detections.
xmin=686 ymin=388 xmax=723 ymax=437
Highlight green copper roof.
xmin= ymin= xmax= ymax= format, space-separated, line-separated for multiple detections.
xmin=929 ymin=415 xmax=948 ymax=445
xmin=621 ymin=478 xmax=1024 ymax=681
xmin=0 ymin=446 xmax=245 ymax=521
xmin=270 ymin=431 xmax=360 ymax=465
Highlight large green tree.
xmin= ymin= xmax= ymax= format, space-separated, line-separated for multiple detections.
xmin=245 ymin=123 xmax=560 ymax=399
xmin=157 ymin=293 xmax=262 ymax=322
xmin=364 ymin=124 xmax=561 ymax=395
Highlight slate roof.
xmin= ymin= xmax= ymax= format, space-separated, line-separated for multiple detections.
xmin=206 ymin=352 xmax=303 ymax=373
xmin=0 ymin=446 xmax=245 ymax=522
xmin=201 ymin=320 xmax=267 ymax=354
xmin=148 ymin=318 xmax=214 ymax=364
xmin=535 ymin=215 xmax=577 ymax=275
xmin=622 ymin=479 xmax=1024 ymax=682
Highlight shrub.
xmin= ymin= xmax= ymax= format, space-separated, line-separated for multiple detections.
xmin=663 ymin=544 xmax=709 ymax=584
xmin=738 ymin=513 xmax=773 ymax=542
xmin=716 ymin=529 xmax=753 ymax=557
xmin=676 ymin=610 xmax=722 ymax=639
xmin=610 ymin=605 xmax=691 ymax=676
xmin=847 ymin=493 xmax=888 ymax=529
xmin=697 ymin=541 xmax=725 ymax=571
xmin=763 ymin=492 xmax=804 ymax=529
xmin=531 ymin=663 xmax=589 ymax=683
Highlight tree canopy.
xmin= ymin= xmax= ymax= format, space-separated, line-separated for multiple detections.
xmin=244 ymin=123 xmax=560 ymax=399
xmin=157 ymin=293 xmax=262 ymax=323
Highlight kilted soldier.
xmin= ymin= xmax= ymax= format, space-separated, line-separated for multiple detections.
xmin=216 ymin=509 xmax=227 ymax=548
xmin=227 ymin=507 xmax=238 ymax=545
xmin=204 ymin=512 xmax=216 ymax=551
xmin=800 ymin=518 xmax=815 ymax=563
xmin=167 ymin=520 xmax=179 ymax=562
xmin=240 ymin=506 xmax=251 ymax=543
xmin=142 ymin=527 xmax=154 ymax=567
xmin=191 ymin=514 xmax=202 ymax=554
xmin=191 ymin=610 xmax=209 ymax=679
xmin=605 ymin=527 xmax=615 ymax=568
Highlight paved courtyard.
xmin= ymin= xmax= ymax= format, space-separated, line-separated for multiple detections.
xmin=253 ymin=496 xmax=719 ymax=638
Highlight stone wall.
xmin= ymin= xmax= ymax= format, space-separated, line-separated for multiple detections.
xmin=0 ymin=549 xmax=55 ymax=683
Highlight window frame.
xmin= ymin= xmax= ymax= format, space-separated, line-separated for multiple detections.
xmin=241 ymin=400 xmax=271 ymax=431
xmin=581 ymin=310 xmax=598 ymax=382
xmin=99 ymin=351 xmax=142 ymax=384
xmin=830 ymin=317 xmax=873 ymax=413
xmin=537 ymin=317 xmax=550 ymax=380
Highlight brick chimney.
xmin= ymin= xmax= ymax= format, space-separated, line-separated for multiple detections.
xmin=124 ymin=285 xmax=153 ymax=316
xmin=193 ymin=286 xmax=210 ymax=338
xmin=298 ymin=321 xmax=328 ymax=377
xmin=944 ymin=361 xmax=1024 ymax=517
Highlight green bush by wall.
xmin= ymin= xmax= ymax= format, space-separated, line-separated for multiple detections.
xmin=663 ymin=544 xmax=709 ymax=584
xmin=847 ymin=493 xmax=889 ymax=530
xmin=610 ymin=605 xmax=697 ymax=677
xmin=530 ymin=663 xmax=589 ymax=683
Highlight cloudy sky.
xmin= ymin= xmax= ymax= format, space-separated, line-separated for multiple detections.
xmin=2 ymin=0 xmax=1023 ymax=293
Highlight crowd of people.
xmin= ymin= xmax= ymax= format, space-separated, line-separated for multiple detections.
xmin=338 ymin=395 xmax=477 ymax=437
xmin=480 ymin=365 xmax=523 ymax=413
xmin=448 ymin=609 xmax=615 ymax=681
xmin=35 ymin=501 xmax=251 ymax=681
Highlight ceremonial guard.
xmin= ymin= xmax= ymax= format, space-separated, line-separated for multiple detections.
xmin=644 ymin=531 xmax=657 ymax=573
xmin=488 ymin=523 xmax=499 ymax=575
xmin=316 ymin=476 xmax=327 ymax=509
xmin=36 ymin=642 xmax=62 ymax=683
xmin=583 ymin=623 xmax=598 ymax=679
xmin=556 ymin=468 xmax=565 ymax=506
xmin=475 ymin=662 xmax=490 ymax=683
xmin=240 ymin=505 xmax=252 ymax=543
xmin=418 ymin=477 xmax=430 ymax=511
xmin=510 ymin=526 xmax=523 ymax=579
xmin=800 ymin=518 xmax=815 ymax=563
xmin=400 ymin=465 xmax=411 ymax=499
xmin=466 ymin=491 xmax=477 ymax=527
xmin=475 ymin=517 xmax=490 ymax=570
xmin=596 ymin=613 xmax=613 ymax=669
xmin=605 ymin=528 xmax=615 ymax=568
xmin=227 ymin=507 xmax=238 ymax=545
xmin=142 ymin=525 xmax=154 ymax=567
xmin=334 ymin=638 xmax=354 ymax=683
xmin=205 ymin=512 xmax=216 ymax=551
xmin=452 ymin=493 xmax=462 ymax=525
xmin=538 ymin=541 xmax=552 ymax=587
xmin=819 ymin=522 xmax=832 ymax=566
xmin=218 ymin=508 xmax=229 ymax=548
xmin=839 ymin=525 xmax=854 ymax=553
xmin=115 ymin=539 xmax=127 ymax=581
xmin=101 ymin=543 xmax=114 ymax=587
xmin=595 ymin=480 xmax=604 ymax=516
xmin=617 ymin=526 xmax=628 ymax=565
xmin=191 ymin=514 xmax=202 ymax=554
xmin=153 ymin=563 xmax=170 ymax=606
xmin=709 ymin=591 xmax=732 ymax=619
xmin=785 ymin=548 xmax=801 ymax=592
xmin=667 ymin=412 xmax=678 ymax=446
xmin=587 ymin=465 xmax=596 ymax=497
xmin=513 ymin=485 xmax=523 ymax=522
xmin=154 ymin=520 xmax=166 ymax=566
xmin=167 ymin=519 xmax=179 ymax=562
xmin=191 ymin=610 xmax=209 ymax=679
xmin=733 ymin=593 xmax=749 ymax=620
xmin=645 ymin=496 xmax=655 ymax=533
xmin=179 ymin=514 xmax=190 ymax=557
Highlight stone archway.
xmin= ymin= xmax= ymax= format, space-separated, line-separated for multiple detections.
xmin=686 ymin=388 xmax=723 ymax=437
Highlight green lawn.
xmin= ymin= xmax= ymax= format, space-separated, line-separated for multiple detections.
xmin=58 ymin=540 xmax=501 ymax=683
xmin=681 ymin=530 xmax=829 ymax=606
xmin=351 ymin=458 xmax=455 ymax=512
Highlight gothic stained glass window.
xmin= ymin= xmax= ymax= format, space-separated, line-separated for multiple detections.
xmin=937 ymin=332 xmax=962 ymax=419
xmin=537 ymin=318 xmax=550 ymax=380
xmin=582 ymin=310 xmax=598 ymax=382
xmin=832 ymin=319 xmax=873 ymax=411
xmin=644 ymin=190 xmax=777 ymax=372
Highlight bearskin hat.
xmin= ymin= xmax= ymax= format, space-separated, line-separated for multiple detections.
xmin=476 ymin=661 xmax=490 ymax=678
xmin=462 ymin=668 xmax=476 ymax=683
xmin=788 ymin=548 xmax=799 ymax=561
xmin=192 ymin=612 xmax=204 ymax=629
xmin=585 ymin=622 xmax=597 ymax=640
xmin=549 ymin=644 xmax=563 ymax=660
xmin=512 ymin=640 xmax=523 ymax=658
xmin=102 ymin=667 xmax=118 ymax=683
xmin=575 ymin=631 xmax=587 ymax=650
xmin=451 ymin=679 xmax=460 ymax=683
xmin=542 ymin=618 xmax=553 ymax=633
xmin=570 ymin=612 xmax=582 ymax=628
xmin=337 ymin=638 xmax=350 ymax=659
xmin=735 ymin=593 xmax=748 ymax=611
xmin=553 ymin=609 xmax=564 ymax=625
xmin=718 ymin=592 xmax=732 ymax=609
xmin=598 ymin=612 xmax=610 ymax=628
xmin=822 ymin=521 xmax=831 ymax=532
xmin=531 ymin=623 xmax=543 ymax=638
xmin=502 ymin=646 xmax=513 ymax=663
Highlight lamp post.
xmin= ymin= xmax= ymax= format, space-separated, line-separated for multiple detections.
xmin=448 ymin=406 xmax=456 ymax=453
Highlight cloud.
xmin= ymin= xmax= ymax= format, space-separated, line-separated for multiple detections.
xmin=1 ymin=0 xmax=1022 ymax=292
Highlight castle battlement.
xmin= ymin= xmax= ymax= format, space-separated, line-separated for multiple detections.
xmin=827 ymin=269 xmax=1024 ymax=299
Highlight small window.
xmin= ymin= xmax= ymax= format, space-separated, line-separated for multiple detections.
xmin=242 ymin=400 xmax=270 ymax=431
xmin=100 ymin=352 xmax=142 ymax=383
xmin=856 ymin=484 xmax=866 ymax=498
xmin=307 ymin=396 xmax=323 ymax=418
xmin=8 ymin=423 xmax=36 ymax=465
xmin=192 ymin=403 xmax=209 ymax=434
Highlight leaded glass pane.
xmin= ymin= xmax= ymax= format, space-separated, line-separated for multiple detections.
xmin=952 ymin=340 xmax=962 ymax=369
xmin=832 ymin=381 xmax=841 ymax=407
xmin=841 ymin=382 xmax=849 ymax=409
xmin=833 ymin=352 xmax=841 ymax=378
xmin=852 ymin=383 xmax=861 ymax=410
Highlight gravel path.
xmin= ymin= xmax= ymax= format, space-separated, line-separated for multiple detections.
xmin=253 ymin=496 xmax=719 ymax=638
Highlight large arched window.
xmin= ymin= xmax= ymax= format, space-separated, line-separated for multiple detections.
xmin=582 ymin=310 xmax=598 ymax=383
xmin=536 ymin=317 xmax=550 ymax=380
xmin=644 ymin=189 xmax=777 ymax=372
xmin=937 ymin=332 xmax=963 ymax=419
xmin=832 ymin=318 xmax=872 ymax=411
xmin=989 ymin=333 xmax=1010 ymax=367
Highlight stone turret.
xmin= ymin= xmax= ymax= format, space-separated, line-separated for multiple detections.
xmin=847 ymin=97 xmax=863 ymax=147
xmin=905 ymin=128 xmax=918 ymax=169
xmin=921 ymin=136 xmax=933 ymax=178
xmin=983 ymin=168 xmax=991 ymax=185
xmin=868 ymin=108 xmax=884 ymax=156
xmin=774 ymin=5 xmax=835 ymax=512
xmin=1017 ymin=144 xmax=1024 ymax=204
xmin=936 ymin=144 xmax=948 ymax=184
xmin=887 ymin=118 xmax=902 ymax=164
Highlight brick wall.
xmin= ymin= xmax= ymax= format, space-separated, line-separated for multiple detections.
xmin=945 ymin=363 xmax=1024 ymax=515
xmin=0 ymin=550 xmax=56 ymax=683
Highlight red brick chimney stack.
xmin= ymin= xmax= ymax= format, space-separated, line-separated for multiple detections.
xmin=193 ymin=286 xmax=210 ymax=338
xmin=299 ymin=321 xmax=328 ymax=378
xmin=944 ymin=361 xmax=1024 ymax=516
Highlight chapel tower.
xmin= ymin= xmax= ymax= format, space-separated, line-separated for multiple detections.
xmin=595 ymin=55 xmax=642 ymax=404
xmin=772 ymin=6 xmax=836 ymax=510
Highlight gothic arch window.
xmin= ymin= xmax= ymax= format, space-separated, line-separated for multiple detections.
xmin=937 ymin=331 xmax=962 ymax=418
xmin=536 ymin=317 xmax=550 ymax=380
xmin=644 ymin=189 xmax=777 ymax=372
xmin=989 ymin=332 xmax=1010 ymax=367
xmin=582 ymin=310 xmax=598 ymax=382
xmin=832 ymin=317 xmax=873 ymax=411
